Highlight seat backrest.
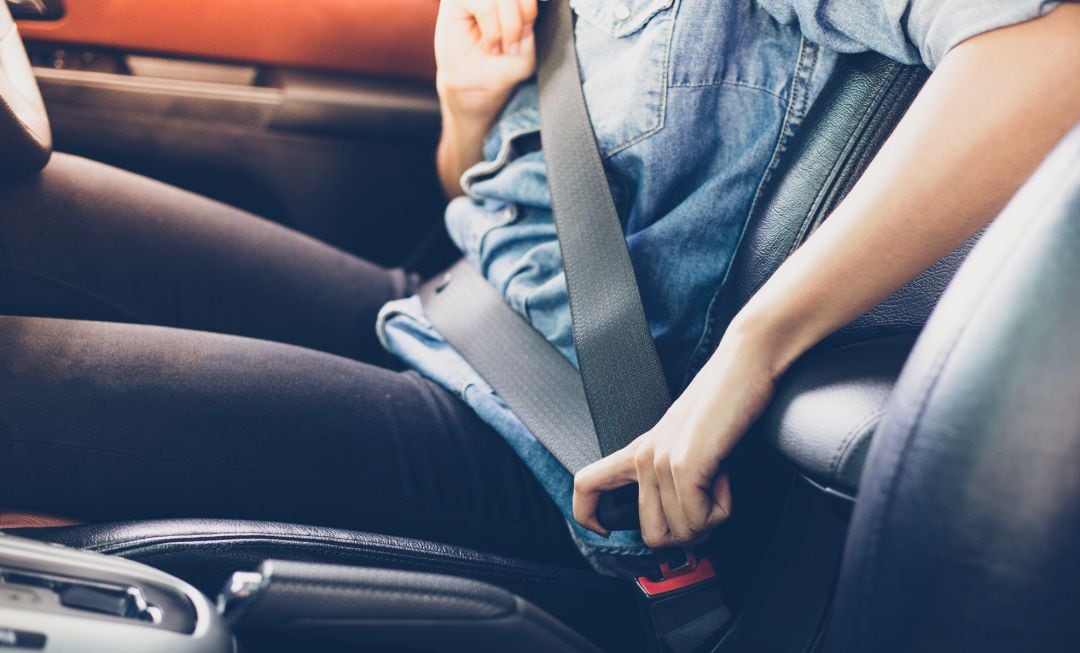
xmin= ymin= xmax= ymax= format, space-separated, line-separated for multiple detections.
xmin=833 ymin=121 xmax=1080 ymax=653
xmin=688 ymin=52 xmax=976 ymax=378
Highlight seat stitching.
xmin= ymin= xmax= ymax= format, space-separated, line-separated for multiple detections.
xmin=828 ymin=408 xmax=886 ymax=481
xmin=123 ymin=544 xmax=622 ymax=591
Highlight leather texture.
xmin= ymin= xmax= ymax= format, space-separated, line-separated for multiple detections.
xmin=763 ymin=336 xmax=915 ymax=499
xmin=0 ymin=3 xmax=50 ymax=178
xmin=832 ymin=123 xmax=1080 ymax=653
xmin=9 ymin=518 xmax=640 ymax=651
xmin=237 ymin=559 xmax=601 ymax=652
xmin=16 ymin=0 xmax=438 ymax=81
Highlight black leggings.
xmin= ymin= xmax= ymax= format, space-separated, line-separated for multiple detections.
xmin=0 ymin=154 xmax=581 ymax=566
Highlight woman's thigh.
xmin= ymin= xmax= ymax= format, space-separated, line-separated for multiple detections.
xmin=0 ymin=154 xmax=415 ymax=362
xmin=0 ymin=316 xmax=578 ymax=565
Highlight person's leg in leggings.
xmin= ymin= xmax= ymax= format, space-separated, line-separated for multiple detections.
xmin=0 ymin=154 xmax=409 ymax=362
xmin=0 ymin=156 xmax=581 ymax=563
xmin=0 ymin=316 xmax=581 ymax=566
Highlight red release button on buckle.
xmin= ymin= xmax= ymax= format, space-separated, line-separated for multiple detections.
xmin=635 ymin=552 xmax=716 ymax=597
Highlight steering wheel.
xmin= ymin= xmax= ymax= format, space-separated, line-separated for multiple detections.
xmin=0 ymin=0 xmax=51 ymax=177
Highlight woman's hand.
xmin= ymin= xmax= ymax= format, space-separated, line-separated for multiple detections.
xmin=435 ymin=0 xmax=539 ymax=119
xmin=434 ymin=0 xmax=538 ymax=197
xmin=573 ymin=324 xmax=783 ymax=548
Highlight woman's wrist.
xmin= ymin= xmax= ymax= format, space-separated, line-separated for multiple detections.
xmin=436 ymin=88 xmax=504 ymax=197
xmin=437 ymin=74 xmax=512 ymax=126
xmin=710 ymin=301 xmax=816 ymax=387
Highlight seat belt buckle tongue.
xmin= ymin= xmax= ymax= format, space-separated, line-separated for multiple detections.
xmin=636 ymin=550 xmax=716 ymax=597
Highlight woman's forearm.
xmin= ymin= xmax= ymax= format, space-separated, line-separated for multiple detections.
xmin=436 ymin=98 xmax=497 ymax=199
xmin=728 ymin=5 xmax=1080 ymax=379
xmin=432 ymin=0 xmax=538 ymax=199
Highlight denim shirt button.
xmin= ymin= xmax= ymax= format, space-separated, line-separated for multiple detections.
xmin=613 ymin=3 xmax=631 ymax=21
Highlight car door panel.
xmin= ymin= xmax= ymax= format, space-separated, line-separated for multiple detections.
xmin=10 ymin=0 xmax=449 ymax=268
xmin=15 ymin=0 xmax=437 ymax=80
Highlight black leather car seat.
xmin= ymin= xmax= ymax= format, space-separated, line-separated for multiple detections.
xmin=2 ymin=47 xmax=975 ymax=650
xmin=832 ymin=122 xmax=1080 ymax=653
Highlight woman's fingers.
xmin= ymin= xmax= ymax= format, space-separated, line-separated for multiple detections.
xmin=635 ymin=444 xmax=673 ymax=548
xmin=574 ymin=427 xmax=734 ymax=547
xmin=460 ymin=0 xmax=535 ymax=55
xmin=496 ymin=0 xmax=524 ymax=54
xmin=464 ymin=0 xmax=504 ymax=53
xmin=671 ymin=451 xmax=730 ymax=539
xmin=655 ymin=451 xmax=695 ymax=544
xmin=518 ymin=0 xmax=539 ymax=36
xmin=708 ymin=472 xmax=733 ymax=528
xmin=573 ymin=445 xmax=638 ymax=536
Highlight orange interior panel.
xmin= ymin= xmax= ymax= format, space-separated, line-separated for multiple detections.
xmin=17 ymin=0 xmax=438 ymax=81
xmin=0 ymin=511 xmax=83 ymax=529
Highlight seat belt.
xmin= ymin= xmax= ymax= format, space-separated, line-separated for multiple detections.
xmin=422 ymin=4 xmax=729 ymax=648
xmin=421 ymin=0 xmax=667 ymax=531
xmin=533 ymin=0 xmax=673 ymax=458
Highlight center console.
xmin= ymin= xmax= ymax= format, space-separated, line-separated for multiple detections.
xmin=0 ymin=533 xmax=233 ymax=652
xmin=0 ymin=529 xmax=603 ymax=653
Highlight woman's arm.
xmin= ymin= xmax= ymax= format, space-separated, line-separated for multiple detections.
xmin=573 ymin=4 xmax=1080 ymax=546
xmin=434 ymin=0 xmax=538 ymax=198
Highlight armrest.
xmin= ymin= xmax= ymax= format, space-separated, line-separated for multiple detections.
xmin=228 ymin=560 xmax=601 ymax=653
xmin=762 ymin=336 xmax=915 ymax=500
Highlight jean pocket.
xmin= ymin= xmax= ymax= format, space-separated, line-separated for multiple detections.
xmin=570 ymin=0 xmax=678 ymax=157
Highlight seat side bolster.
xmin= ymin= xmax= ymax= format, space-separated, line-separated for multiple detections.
xmin=762 ymin=336 xmax=914 ymax=499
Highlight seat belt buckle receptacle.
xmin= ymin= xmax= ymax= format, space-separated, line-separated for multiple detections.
xmin=636 ymin=551 xmax=716 ymax=597
xmin=634 ymin=551 xmax=729 ymax=653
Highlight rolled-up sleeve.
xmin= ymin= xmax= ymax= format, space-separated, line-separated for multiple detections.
xmin=757 ymin=0 xmax=1062 ymax=69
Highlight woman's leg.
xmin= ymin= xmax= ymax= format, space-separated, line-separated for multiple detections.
xmin=0 ymin=154 xmax=413 ymax=362
xmin=0 ymin=316 xmax=580 ymax=565
xmin=0 ymin=157 xmax=577 ymax=560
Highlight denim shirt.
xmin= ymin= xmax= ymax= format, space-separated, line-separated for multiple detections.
xmin=378 ymin=0 xmax=1057 ymax=577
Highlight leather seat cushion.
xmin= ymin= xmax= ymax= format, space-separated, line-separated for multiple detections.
xmin=763 ymin=336 xmax=915 ymax=499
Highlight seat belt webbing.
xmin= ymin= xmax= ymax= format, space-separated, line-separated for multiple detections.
xmin=419 ymin=260 xmax=602 ymax=474
xmin=421 ymin=0 xmax=670 ymax=529
xmin=534 ymin=0 xmax=671 ymax=457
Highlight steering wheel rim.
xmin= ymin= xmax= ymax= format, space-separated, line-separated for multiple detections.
xmin=0 ymin=1 xmax=51 ymax=177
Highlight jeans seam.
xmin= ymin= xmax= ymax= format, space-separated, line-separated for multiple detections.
xmin=600 ymin=0 xmax=678 ymax=159
xmin=668 ymin=78 xmax=788 ymax=102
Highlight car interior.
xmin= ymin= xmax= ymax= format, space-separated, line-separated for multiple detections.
xmin=1 ymin=2 xmax=1078 ymax=652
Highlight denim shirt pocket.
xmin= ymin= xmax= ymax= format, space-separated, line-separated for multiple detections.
xmin=570 ymin=0 xmax=678 ymax=157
